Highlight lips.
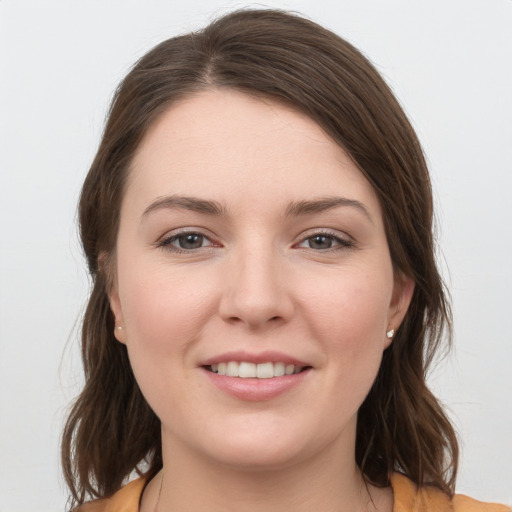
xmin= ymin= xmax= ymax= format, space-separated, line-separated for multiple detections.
xmin=200 ymin=351 xmax=312 ymax=400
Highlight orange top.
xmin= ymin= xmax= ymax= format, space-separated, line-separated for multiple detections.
xmin=78 ymin=473 xmax=511 ymax=512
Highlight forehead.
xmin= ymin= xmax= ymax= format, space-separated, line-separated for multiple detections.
xmin=125 ymin=89 xmax=380 ymax=215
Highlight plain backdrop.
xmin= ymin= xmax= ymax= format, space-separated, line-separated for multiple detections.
xmin=0 ymin=1 xmax=511 ymax=510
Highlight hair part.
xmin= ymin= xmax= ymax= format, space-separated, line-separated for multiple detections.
xmin=62 ymin=8 xmax=458 ymax=508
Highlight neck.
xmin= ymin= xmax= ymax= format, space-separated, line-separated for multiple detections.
xmin=142 ymin=428 xmax=391 ymax=512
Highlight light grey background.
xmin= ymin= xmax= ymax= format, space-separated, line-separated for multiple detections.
xmin=0 ymin=1 xmax=511 ymax=510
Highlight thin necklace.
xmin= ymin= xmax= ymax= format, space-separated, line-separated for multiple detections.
xmin=154 ymin=472 xmax=164 ymax=512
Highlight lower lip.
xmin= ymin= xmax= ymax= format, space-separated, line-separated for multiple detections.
xmin=201 ymin=367 xmax=311 ymax=401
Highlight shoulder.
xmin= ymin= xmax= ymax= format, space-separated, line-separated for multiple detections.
xmin=452 ymin=494 xmax=512 ymax=512
xmin=76 ymin=478 xmax=146 ymax=512
xmin=391 ymin=473 xmax=511 ymax=512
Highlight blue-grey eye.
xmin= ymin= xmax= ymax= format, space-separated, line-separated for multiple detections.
xmin=307 ymin=235 xmax=334 ymax=250
xmin=296 ymin=232 xmax=352 ymax=251
xmin=174 ymin=233 xmax=205 ymax=249
xmin=157 ymin=230 xmax=217 ymax=252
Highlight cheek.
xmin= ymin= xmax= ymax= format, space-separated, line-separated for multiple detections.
xmin=303 ymin=270 xmax=391 ymax=337
xmin=117 ymin=260 xmax=218 ymax=357
xmin=297 ymin=266 xmax=392 ymax=374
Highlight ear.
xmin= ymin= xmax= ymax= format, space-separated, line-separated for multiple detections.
xmin=109 ymin=288 xmax=127 ymax=344
xmin=385 ymin=272 xmax=415 ymax=347
xmin=99 ymin=251 xmax=127 ymax=345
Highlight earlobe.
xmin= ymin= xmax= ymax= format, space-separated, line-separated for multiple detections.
xmin=114 ymin=324 xmax=126 ymax=344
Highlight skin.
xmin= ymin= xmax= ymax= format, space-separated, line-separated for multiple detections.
xmin=109 ymin=89 xmax=414 ymax=511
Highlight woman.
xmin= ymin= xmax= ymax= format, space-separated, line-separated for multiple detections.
xmin=61 ymin=9 xmax=510 ymax=512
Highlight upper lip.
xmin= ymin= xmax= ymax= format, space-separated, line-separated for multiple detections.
xmin=200 ymin=350 xmax=311 ymax=367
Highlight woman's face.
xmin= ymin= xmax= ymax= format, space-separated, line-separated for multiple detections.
xmin=110 ymin=89 xmax=413 ymax=470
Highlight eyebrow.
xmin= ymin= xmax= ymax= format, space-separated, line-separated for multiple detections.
xmin=142 ymin=195 xmax=226 ymax=218
xmin=141 ymin=194 xmax=372 ymax=222
xmin=285 ymin=196 xmax=373 ymax=223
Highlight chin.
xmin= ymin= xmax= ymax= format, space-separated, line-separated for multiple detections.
xmin=205 ymin=441 xmax=309 ymax=472
xmin=190 ymin=419 xmax=334 ymax=472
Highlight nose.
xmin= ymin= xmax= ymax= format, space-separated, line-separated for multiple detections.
xmin=218 ymin=244 xmax=295 ymax=330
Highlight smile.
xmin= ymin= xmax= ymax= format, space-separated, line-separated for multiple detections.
xmin=207 ymin=361 xmax=306 ymax=378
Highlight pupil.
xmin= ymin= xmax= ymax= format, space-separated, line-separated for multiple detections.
xmin=310 ymin=235 xmax=332 ymax=249
xmin=179 ymin=234 xmax=203 ymax=249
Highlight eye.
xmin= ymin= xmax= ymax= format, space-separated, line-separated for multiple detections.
xmin=158 ymin=231 xmax=214 ymax=251
xmin=296 ymin=232 xmax=352 ymax=251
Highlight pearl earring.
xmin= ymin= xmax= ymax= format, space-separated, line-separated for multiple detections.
xmin=386 ymin=329 xmax=395 ymax=339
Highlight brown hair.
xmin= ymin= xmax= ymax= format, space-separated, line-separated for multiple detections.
xmin=62 ymin=8 xmax=458 ymax=508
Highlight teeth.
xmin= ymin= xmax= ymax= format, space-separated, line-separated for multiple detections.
xmin=256 ymin=362 xmax=273 ymax=379
xmin=239 ymin=362 xmax=257 ymax=378
xmin=226 ymin=361 xmax=239 ymax=377
xmin=274 ymin=362 xmax=285 ymax=377
xmin=209 ymin=361 xmax=305 ymax=378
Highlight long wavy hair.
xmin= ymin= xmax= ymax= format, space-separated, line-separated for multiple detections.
xmin=62 ymin=8 xmax=458 ymax=508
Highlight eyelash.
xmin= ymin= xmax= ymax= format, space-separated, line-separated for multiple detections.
xmin=156 ymin=230 xmax=216 ymax=254
xmin=155 ymin=229 xmax=354 ymax=254
xmin=295 ymin=230 xmax=354 ymax=251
